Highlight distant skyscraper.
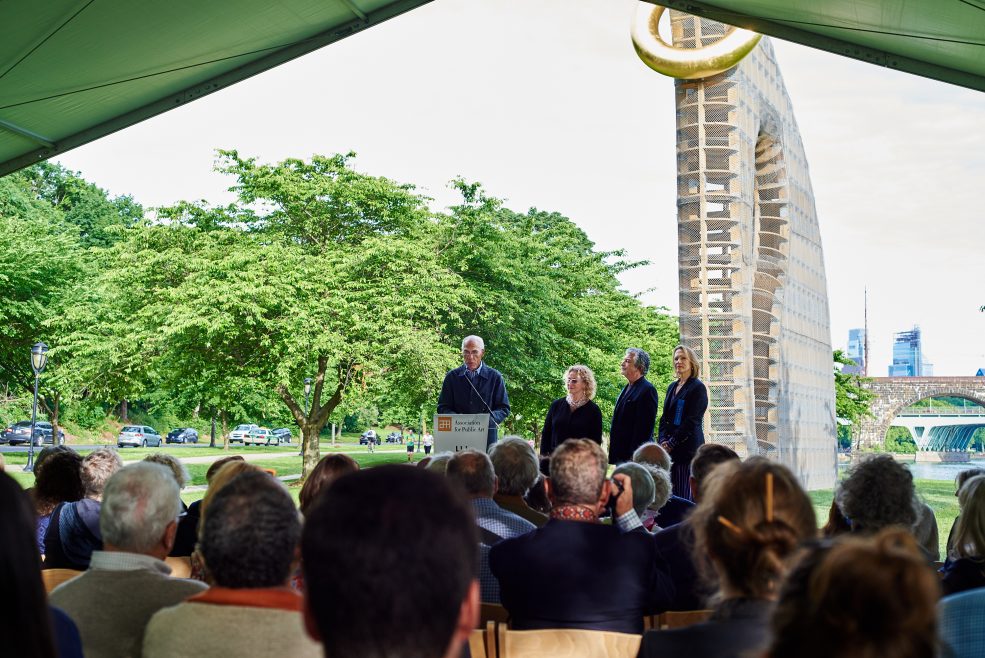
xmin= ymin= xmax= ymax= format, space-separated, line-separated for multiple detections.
xmin=888 ymin=326 xmax=933 ymax=376
xmin=845 ymin=328 xmax=865 ymax=375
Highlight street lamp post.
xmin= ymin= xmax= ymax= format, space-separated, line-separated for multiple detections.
xmin=300 ymin=377 xmax=312 ymax=457
xmin=24 ymin=342 xmax=49 ymax=473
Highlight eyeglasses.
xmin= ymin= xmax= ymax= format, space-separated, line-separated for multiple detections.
xmin=566 ymin=378 xmax=583 ymax=384
xmin=462 ymin=350 xmax=482 ymax=356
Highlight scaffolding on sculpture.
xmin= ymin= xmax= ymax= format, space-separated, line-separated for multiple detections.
xmin=633 ymin=6 xmax=836 ymax=489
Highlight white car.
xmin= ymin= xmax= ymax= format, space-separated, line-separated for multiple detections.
xmin=229 ymin=423 xmax=259 ymax=444
xmin=249 ymin=428 xmax=275 ymax=446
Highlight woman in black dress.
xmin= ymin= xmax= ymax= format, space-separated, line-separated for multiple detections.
xmin=539 ymin=365 xmax=603 ymax=456
xmin=658 ymin=344 xmax=708 ymax=500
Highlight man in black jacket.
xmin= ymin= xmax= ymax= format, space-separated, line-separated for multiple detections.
xmin=608 ymin=347 xmax=659 ymax=464
xmin=437 ymin=335 xmax=510 ymax=448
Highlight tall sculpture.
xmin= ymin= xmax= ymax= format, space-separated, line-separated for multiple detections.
xmin=632 ymin=6 xmax=836 ymax=489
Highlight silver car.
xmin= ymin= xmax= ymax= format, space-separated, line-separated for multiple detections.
xmin=117 ymin=425 xmax=163 ymax=448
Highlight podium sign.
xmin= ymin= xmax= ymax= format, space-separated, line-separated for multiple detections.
xmin=433 ymin=413 xmax=489 ymax=453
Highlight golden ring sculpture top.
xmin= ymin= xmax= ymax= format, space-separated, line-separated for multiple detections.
xmin=631 ymin=4 xmax=761 ymax=79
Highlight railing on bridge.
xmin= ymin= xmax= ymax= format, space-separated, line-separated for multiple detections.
xmin=898 ymin=407 xmax=985 ymax=416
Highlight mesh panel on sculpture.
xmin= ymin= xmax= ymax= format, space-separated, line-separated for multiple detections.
xmin=634 ymin=7 xmax=836 ymax=488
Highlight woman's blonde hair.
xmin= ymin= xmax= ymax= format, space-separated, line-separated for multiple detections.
xmin=673 ymin=344 xmax=701 ymax=380
xmin=952 ymin=474 xmax=985 ymax=559
xmin=563 ymin=365 xmax=597 ymax=400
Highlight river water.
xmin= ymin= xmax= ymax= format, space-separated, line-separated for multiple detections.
xmin=838 ymin=459 xmax=985 ymax=482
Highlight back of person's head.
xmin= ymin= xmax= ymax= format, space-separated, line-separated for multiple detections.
xmin=952 ymin=474 xmax=985 ymax=559
xmin=612 ymin=462 xmax=655 ymax=517
xmin=446 ymin=450 xmax=496 ymax=497
xmin=81 ymin=448 xmax=123 ymax=500
xmin=689 ymin=443 xmax=740 ymax=502
xmin=770 ymin=529 xmax=939 ymax=658
xmin=201 ymin=471 xmax=299 ymax=588
xmin=142 ymin=453 xmax=190 ymax=489
xmin=489 ymin=437 xmax=539 ymax=496
xmin=299 ymin=454 xmax=359 ymax=514
xmin=525 ymin=475 xmax=551 ymax=515
xmin=633 ymin=442 xmax=672 ymax=472
xmin=640 ymin=463 xmax=672 ymax=511
xmin=0 ymin=472 xmax=57 ymax=658
xmin=33 ymin=447 xmax=84 ymax=516
xmin=199 ymin=460 xmax=261 ymax=529
xmin=821 ymin=500 xmax=852 ymax=538
xmin=205 ymin=455 xmax=246 ymax=483
xmin=956 ymin=467 xmax=985 ymax=497
xmin=836 ymin=454 xmax=916 ymax=533
xmin=549 ymin=439 xmax=606 ymax=507
xmin=33 ymin=444 xmax=73 ymax=476
xmin=692 ymin=457 xmax=816 ymax=599
xmin=302 ymin=466 xmax=478 ymax=658
xmin=426 ymin=451 xmax=454 ymax=475
xmin=100 ymin=462 xmax=180 ymax=554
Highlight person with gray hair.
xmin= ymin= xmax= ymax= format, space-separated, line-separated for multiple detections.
xmin=490 ymin=439 xmax=673 ymax=633
xmin=608 ymin=348 xmax=659 ymax=465
xmin=437 ymin=335 xmax=511 ymax=448
xmin=446 ymin=449 xmax=535 ymax=604
xmin=425 ymin=451 xmax=454 ymax=474
xmin=633 ymin=442 xmax=695 ymax=528
xmin=612 ymin=462 xmax=657 ymax=519
xmin=490 ymin=436 xmax=548 ymax=527
xmin=44 ymin=447 xmax=124 ymax=570
xmin=143 ymin=471 xmax=320 ymax=657
xmin=49 ymin=462 xmax=206 ymax=658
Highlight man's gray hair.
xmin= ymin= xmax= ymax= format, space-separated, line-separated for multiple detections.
xmin=641 ymin=463 xmax=672 ymax=511
xmin=462 ymin=335 xmax=485 ymax=351
xmin=633 ymin=442 xmax=672 ymax=472
xmin=143 ymin=453 xmax=191 ymax=489
xmin=489 ymin=437 xmax=539 ymax=496
xmin=426 ymin=452 xmax=454 ymax=474
xmin=446 ymin=450 xmax=496 ymax=497
xmin=626 ymin=348 xmax=650 ymax=376
xmin=100 ymin=462 xmax=180 ymax=553
xmin=613 ymin=462 xmax=655 ymax=517
xmin=81 ymin=447 xmax=124 ymax=500
xmin=549 ymin=439 xmax=607 ymax=507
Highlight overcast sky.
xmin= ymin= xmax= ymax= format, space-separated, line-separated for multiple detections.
xmin=53 ymin=0 xmax=985 ymax=377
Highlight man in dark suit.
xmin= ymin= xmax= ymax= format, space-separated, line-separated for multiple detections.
xmin=489 ymin=439 xmax=673 ymax=634
xmin=437 ymin=335 xmax=510 ymax=448
xmin=608 ymin=347 xmax=659 ymax=464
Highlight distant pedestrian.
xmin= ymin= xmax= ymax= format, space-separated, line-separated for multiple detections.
xmin=407 ymin=437 xmax=416 ymax=462
xmin=423 ymin=432 xmax=434 ymax=456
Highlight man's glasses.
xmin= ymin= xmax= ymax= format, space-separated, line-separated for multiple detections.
xmin=463 ymin=350 xmax=482 ymax=356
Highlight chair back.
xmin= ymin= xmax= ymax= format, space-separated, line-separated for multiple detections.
xmin=479 ymin=602 xmax=510 ymax=628
xmin=496 ymin=624 xmax=641 ymax=658
xmin=468 ymin=628 xmax=488 ymax=658
xmin=657 ymin=610 xmax=713 ymax=629
xmin=164 ymin=556 xmax=193 ymax=578
xmin=42 ymin=568 xmax=82 ymax=593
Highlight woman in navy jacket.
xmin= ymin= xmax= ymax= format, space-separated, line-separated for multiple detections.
xmin=540 ymin=365 xmax=603 ymax=456
xmin=658 ymin=344 xmax=708 ymax=501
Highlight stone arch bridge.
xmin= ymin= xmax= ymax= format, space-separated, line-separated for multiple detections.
xmin=858 ymin=377 xmax=985 ymax=449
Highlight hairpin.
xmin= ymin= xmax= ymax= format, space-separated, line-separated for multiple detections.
xmin=717 ymin=515 xmax=744 ymax=535
xmin=765 ymin=472 xmax=774 ymax=522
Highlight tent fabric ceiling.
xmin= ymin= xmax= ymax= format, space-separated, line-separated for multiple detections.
xmin=0 ymin=0 xmax=431 ymax=176
xmin=652 ymin=0 xmax=985 ymax=92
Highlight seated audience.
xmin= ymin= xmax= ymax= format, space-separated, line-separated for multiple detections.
xmin=190 ymin=459 xmax=262 ymax=583
xmin=653 ymin=443 xmax=740 ymax=611
xmin=1 ymin=471 xmax=83 ymax=658
xmin=50 ymin=463 xmax=206 ymax=658
xmin=44 ymin=448 xmax=123 ymax=570
xmin=298 ymin=454 xmax=359 ymax=515
xmin=302 ymin=466 xmax=479 ymax=658
xmin=769 ymin=529 xmax=938 ymax=658
xmin=633 ymin=442 xmax=694 ymax=526
xmin=32 ymin=447 xmax=84 ymax=555
xmin=946 ymin=467 xmax=985 ymax=555
xmin=636 ymin=463 xmax=673 ymax=532
xmin=912 ymin=496 xmax=940 ymax=561
xmin=612 ymin=462 xmax=658 ymax=526
xmin=425 ymin=451 xmax=454 ymax=474
xmin=938 ymin=587 xmax=985 ymax=658
xmin=820 ymin=500 xmax=851 ymax=537
xmin=171 ymin=455 xmax=245 ymax=557
xmin=836 ymin=454 xmax=917 ymax=536
xmin=490 ymin=436 xmax=548 ymax=527
xmin=143 ymin=471 xmax=320 ymax=657
xmin=639 ymin=457 xmax=816 ymax=658
xmin=490 ymin=439 xmax=672 ymax=633
xmin=447 ymin=449 xmax=535 ymax=603
xmin=941 ymin=474 xmax=985 ymax=595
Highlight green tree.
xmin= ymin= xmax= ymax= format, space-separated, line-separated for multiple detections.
xmin=833 ymin=349 xmax=875 ymax=450
xmin=885 ymin=426 xmax=917 ymax=453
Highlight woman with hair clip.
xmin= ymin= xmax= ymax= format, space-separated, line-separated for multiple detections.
xmin=0 ymin=471 xmax=83 ymax=657
xmin=657 ymin=344 xmax=708 ymax=500
xmin=637 ymin=457 xmax=817 ymax=658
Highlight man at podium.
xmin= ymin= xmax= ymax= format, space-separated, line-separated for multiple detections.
xmin=437 ymin=335 xmax=510 ymax=448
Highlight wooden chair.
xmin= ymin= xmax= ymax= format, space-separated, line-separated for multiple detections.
xmin=479 ymin=602 xmax=510 ymax=628
xmin=657 ymin=610 xmax=713 ymax=629
xmin=164 ymin=556 xmax=193 ymax=578
xmin=42 ymin=568 xmax=82 ymax=593
xmin=468 ymin=628 xmax=488 ymax=658
xmin=495 ymin=623 xmax=641 ymax=658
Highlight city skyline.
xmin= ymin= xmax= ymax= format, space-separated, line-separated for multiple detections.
xmin=48 ymin=0 xmax=984 ymax=376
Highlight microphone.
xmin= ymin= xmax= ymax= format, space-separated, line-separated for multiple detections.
xmin=462 ymin=365 xmax=510 ymax=429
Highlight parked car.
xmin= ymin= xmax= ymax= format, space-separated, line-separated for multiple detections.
xmin=248 ymin=428 xmax=275 ymax=446
xmin=3 ymin=420 xmax=65 ymax=446
xmin=359 ymin=430 xmax=379 ymax=445
xmin=166 ymin=427 xmax=199 ymax=444
xmin=229 ymin=423 xmax=259 ymax=444
xmin=386 ymin=431 xmax=403 ymax=444
xmin=271 ymin=428 xmax=292 ymax=444
xmin=117 ymin=425 xmax=163 ymax=448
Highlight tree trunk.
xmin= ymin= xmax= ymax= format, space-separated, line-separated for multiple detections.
xmin=221 ymin=409 xmax=229 ymax=450
xmin=119 ymin=399 xmax=129 ymax=422
xmin=50 ymin=392 xmax=62 ymax=445
xmin=302 ymin=423 xmax=321 ymax=480
xmin=192 ymin=401 xmax=201 ymax=419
